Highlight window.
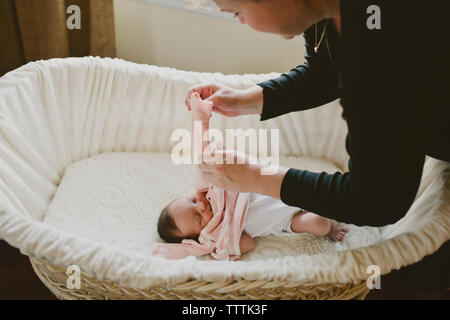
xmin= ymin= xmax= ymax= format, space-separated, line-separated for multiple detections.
xmin=134 ymin=0 xmax=236 ymax=20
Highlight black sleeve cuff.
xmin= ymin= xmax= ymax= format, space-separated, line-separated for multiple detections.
xmin=280 ymin=168 xmax=304 ymax=208
xmin=256 ymin=82 xmax=279 ymax=122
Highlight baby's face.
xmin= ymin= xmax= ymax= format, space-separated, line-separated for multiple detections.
xmin=168 ymin=193 xmax=214 ymax=238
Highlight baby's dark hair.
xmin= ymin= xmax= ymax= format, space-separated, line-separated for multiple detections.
xmin=157 ymin=203 xmax=199 ymax=243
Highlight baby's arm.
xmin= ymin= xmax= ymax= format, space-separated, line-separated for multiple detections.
xmin=190 ymin=92 xmax=212 ymax=152
xmin=239 ymin=231 xmax=255 ymax=255
xmin=190 ymin=92 xmax=213 ymax=192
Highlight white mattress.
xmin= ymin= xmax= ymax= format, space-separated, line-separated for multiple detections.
xmin=44 ymin=152 xmax=381 ymax=261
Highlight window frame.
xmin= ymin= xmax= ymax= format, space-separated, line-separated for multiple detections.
xmin=132 ymin=0 xmax=236 ymax=20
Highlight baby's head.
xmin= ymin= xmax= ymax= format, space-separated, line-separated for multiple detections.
xmin=157 ymin=193 xmax=213 ymax=243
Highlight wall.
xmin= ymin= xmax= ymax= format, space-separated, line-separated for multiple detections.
xmin=113 ymin=0 xmax=306 ymax=74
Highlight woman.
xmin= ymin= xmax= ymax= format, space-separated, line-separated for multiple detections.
xmin=185 ymin=0 xmax=449 ymax=295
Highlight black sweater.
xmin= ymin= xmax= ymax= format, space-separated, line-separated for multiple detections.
xmin=257 ymin=0 xmax=450 ymax=226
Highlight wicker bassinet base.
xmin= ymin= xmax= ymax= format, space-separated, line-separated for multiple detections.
xmin=30 ymin=257 xmax=370 ymax=300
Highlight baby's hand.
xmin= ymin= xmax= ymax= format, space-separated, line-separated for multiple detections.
xmin=195 ymin=191 xmax=208 ymax=203
xmin=195 ymin=191 xmax=213 ymax=214
xmin=190 ymin=92 xmax=213 ymax=121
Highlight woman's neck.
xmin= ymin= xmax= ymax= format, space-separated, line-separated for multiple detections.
xmin=311 ymin=0 xmax=341 ymax=36
xmin=306 ymin=0 xmax=340 ymax=21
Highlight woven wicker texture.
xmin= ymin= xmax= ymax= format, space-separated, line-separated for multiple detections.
xmin=30 ymin=257 xmax=370 ymax=300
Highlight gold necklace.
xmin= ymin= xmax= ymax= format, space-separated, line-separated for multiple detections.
xmin=314 ymin=19 xmax=330 ymax=53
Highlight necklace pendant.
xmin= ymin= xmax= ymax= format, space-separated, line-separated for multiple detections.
xmin=314 ymin=46 xmax=319 ymax=53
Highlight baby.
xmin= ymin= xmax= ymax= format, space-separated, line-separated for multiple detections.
xmin=157 ymin=191 xmax=349 ymax=257
xmin=155 ymin=92 xmax=349 ymax=259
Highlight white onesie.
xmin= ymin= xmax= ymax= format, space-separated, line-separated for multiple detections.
xmin=243 ymin=193 xmax=304 ymax=237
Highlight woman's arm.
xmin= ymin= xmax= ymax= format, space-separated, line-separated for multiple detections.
xmin=254 ymin=100 xmax=426 ymax=227
xmin=239 ymin=231 xmax=255 ymax=255
xmin=265 ymin=2 xmax=434 ymax=227
xmin=257 ymin=19 xmax=340 ymax=121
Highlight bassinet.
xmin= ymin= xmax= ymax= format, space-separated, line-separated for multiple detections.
xmin=0 ymin=57 xmax=448 ymax=300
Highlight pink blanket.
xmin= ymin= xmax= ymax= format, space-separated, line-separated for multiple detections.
xmin=151 ymin=92 xmax=250 ymax=260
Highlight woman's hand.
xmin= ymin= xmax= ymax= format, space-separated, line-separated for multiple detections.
xmin=185 ymin=83 xmax=264 ymax=117
xmin=198 ymin=149 xmax=289 ymax=198
xmin=199 ymin=149 xmax=259 ymax=192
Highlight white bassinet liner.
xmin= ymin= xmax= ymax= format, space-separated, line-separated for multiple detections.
xmin=42 ymin=152 xmax=382 ymax=261
xmin=0 ymin=57 xmax=448 ymax=289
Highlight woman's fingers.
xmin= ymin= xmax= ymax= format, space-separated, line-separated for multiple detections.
xmin=186 ymin=83 xmax=228 ymax=113
xmin=185 ymin=83 xmax=255 ymax=118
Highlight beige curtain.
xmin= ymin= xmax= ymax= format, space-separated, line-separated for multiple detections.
xmin=0 ymin=0 xmax=116 ymax=76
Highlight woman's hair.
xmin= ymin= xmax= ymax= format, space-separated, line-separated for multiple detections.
xmin=157 ymin=204 xmax=199 ymax=243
